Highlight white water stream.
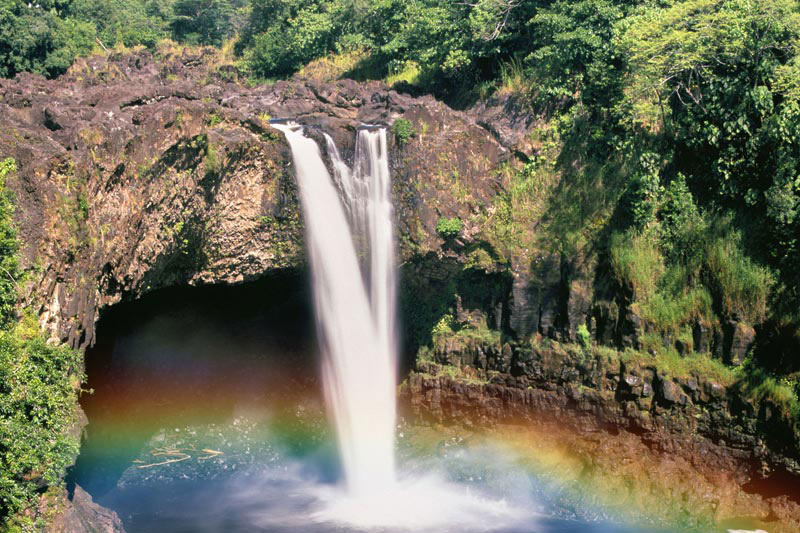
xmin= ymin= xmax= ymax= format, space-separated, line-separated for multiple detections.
xmin=275 ymin=122 xmax=530 ymax=531
xmin=273 ymin=123 xmax=397 ymax=496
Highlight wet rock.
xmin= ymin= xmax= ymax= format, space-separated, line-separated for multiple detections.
xmin=39 ymin=486 xmax=125 ymax=533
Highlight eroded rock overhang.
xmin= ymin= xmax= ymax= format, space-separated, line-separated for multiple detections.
xmin=0 ymin=49 xmax=507 ymax=348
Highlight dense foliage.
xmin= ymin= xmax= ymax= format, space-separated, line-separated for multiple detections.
xmin=0 ymin=160 xmax=84 ymax=529
xmin=0 ymin=0 xmax=246 ymax=78
xmin=1 ymin=0 xmax=800 ymax=508
xmin=0 ymin=0 xmax=797 ymax=346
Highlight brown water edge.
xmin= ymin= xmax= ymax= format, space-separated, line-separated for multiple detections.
xmin=401 ymin=377 xmax=800 ymax=533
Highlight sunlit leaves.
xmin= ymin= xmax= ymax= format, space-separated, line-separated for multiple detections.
xmin=619 ymin=0 xmax=800 ymax=126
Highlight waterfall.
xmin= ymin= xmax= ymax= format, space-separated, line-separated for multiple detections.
xmin=274 ymin=123 xmax=528 ymax=531
xmin=273 ymin=123 xmax=397 ymax=497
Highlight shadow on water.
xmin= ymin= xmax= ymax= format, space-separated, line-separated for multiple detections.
xmin=67 ymin=270 xmax=321 ymax=499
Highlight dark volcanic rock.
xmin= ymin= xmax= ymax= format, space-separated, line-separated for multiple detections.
xmin=725 ymin=321 xmax=756 ymax=365
xmin=0 ymin=48 xmax=505 ymax=349
xmin=38 ymin=486 xmax=125 ymax=533
xmin=402 ymin=340 xmax=800 ymax=492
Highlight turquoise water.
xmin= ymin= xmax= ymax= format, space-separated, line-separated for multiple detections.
xmin=77 ymin=414 xmax=671 ymax=533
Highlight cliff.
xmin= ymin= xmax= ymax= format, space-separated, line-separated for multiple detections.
xmin=0 ymin=47 xmax=504 ymax=350
xmin=1 ymin=48 xmax=799 ymax=531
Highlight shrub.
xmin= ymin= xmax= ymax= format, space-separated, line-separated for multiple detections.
xmin=577 ymin=323 xmax=591 ymax=348
xmin=0 ymin=159 xmax=19 ymax=330
xmin=432 ymin=313 xmax=455 ymax=336
xmin=77 ymin=192 xmax=89 ymax=220
xmin=392 ymin=118 xmax=415 ymax=146
xmin=205 ymin=142 xmax=221 ymax=175
xmin=620 ymin=153 xmax=663 ymax=231
xmin=205 ymin=110 xmax=223 ymax=127
xmin=0 ymin=160 xmax=85 ymax=524
xmin=0 ymin=322 xmax=85 ymax=522
xmin=659 ymin=175 xmax=706 ymax=266
xmin=610 ymin=228 xmax=715 ymax=335
xmin=436 ymin=217 xmax=462 ymax=240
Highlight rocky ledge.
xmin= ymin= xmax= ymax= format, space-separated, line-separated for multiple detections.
xmin=2 ymin=47 xmax=800 ymax=532
xmin=402 ymin=338 xmax=800 ymax=530
xmin=0 ymin=47 xmax=505 ymax=349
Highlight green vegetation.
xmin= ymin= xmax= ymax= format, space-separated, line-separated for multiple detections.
xmin=205 ymin=109 xmax=223 ymax=127
xmin=391 ymin=118 xmax=414 ymax=146
xmin=613 ymin=343 xmax=739 ymax=387
xmin=431 ymin=313 xmax=455 ymax=337
xmin=0 ymin=319 xmax=84 ymax=529
xmin=577 ymin=324 xmax=591 ymax=348
xmin=435 ymin=217 xmax=462 ymax=240
xmin=2 ymin=0 xmax=800 ymax=518
xmin=0 ymin=160 xmax=85 ymax=528
xmin=0 ymin=0 xmax=248 ymax=79
xmin=204 ymin=139 xmax=221 ymax=175
xmin=0 ymin=160 xmax=19 ymax=330
xmin=738 ymin=363 xmax=800 ymax=419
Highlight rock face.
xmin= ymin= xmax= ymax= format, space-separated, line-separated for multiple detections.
xmin=37 ymin=486 xmax=125 ymax=533
xmin=0 ymin=48 xmax=505 ymax=349
xmin=0 ymin=49 xmax=511 ymax=530
xmin=403 ymin=340 xmax=800 ymax=530
xmin=2 ymin=48 xmax=799 ymax=531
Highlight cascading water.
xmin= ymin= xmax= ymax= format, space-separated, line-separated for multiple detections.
xmin=66 ymin=126 xmax=704 ymax=533
xmin=275 ymin=122 xmax=531 ymax=531
xmin=273 ymin=123 xmax=397 ymax=497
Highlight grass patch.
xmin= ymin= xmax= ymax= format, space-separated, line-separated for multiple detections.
xmin=568 ymin=338 xmax=740 ymax=385
xmin=609 ymin=215 xmax=771 ymax=336
xmin=414 ymin=360 xmax=489 ymax=386
xmin=298 ymin=48 xmax=370 ymax=82
xmin=610 ymin=231 xmax=663 ymax=301
xmin=431 ymin=317 xmax=501 ymax=348
xmin=205 ymin=109 xmax=223 ymax=127
xmin=639 ymin=285 xmax=713 ymax=335
xmin=705 ymin=233 xmax=773 ymax=324
xmin=385 ymin=59 xmax=422 ymax=87
xmin=481 ymin=122 xmax=563 ymax=262
xmin=204 ymin=142 xmax=221 ymax=175
xmin=737 ymin=364 xmax=800 ymax=420
xmin=453 ymin=325 xmax=502 ymax=346
xmin=497 ymin=56 xmax=530 ymax=97
xmin=616 ymin=346 xmax=739 ymax=385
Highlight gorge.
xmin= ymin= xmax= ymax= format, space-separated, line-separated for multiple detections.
xmin=0 ymin=46 xmax=799 ymax=533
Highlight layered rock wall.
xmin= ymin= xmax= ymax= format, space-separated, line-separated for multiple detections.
xmin=0 ymin=48 xmax=505 ymax=349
